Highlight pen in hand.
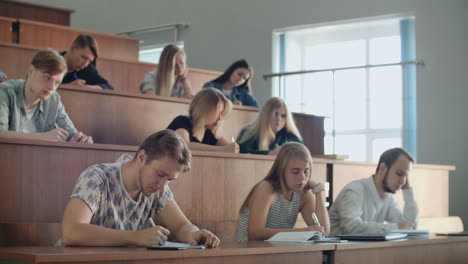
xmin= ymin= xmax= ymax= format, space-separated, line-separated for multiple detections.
xmin=149 ymin=218 xmax=157 ymax=228
xmin=312 ymin=212 xmax=321 ymax=227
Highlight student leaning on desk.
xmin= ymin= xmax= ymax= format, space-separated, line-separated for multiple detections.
xmin=328 ymin=148 xmax=419 ymax=236
xmin=0 ymin=49 xmax=92 ymax=143
xmin=60 ymin=129 xmax=220 ymax=248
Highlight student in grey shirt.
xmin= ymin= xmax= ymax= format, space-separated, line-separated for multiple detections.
xmin=0 ymin=48 xmax=93 ymax=143
xmin=329 ymin=148 xmax=418 ymax=236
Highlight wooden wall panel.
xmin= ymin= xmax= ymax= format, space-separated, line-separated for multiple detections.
xmin=0 ymin=139 xmax=329 ymax=242
xmin=0 ymin=43 xmax=221 ymax=94
xmin=330 ymin=161 xmax=455 ymax=217
xmin=18 ymin=19 xmax=139 ymax=61
xmin=57 ymin=86 xmax=325 ymax=155
xmin=0 ymin=16 xmax=15 ymax=43
xmin=0 ymin=1 xmax=72 ymax=26
xmin=57 ymin=87 xmax=259 ymax=146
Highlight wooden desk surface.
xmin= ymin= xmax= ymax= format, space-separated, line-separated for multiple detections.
xmin=332 ymin=235 xmax=468 ymax=264
xmin=0 ymin=242 xmax=333 ymax=263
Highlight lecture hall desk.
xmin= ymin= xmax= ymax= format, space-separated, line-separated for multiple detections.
xmin=0 ymin=241 xmax=333 ymax=264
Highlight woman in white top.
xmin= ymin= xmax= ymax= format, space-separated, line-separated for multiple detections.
xmin=234 ymin=142 xmax=330 ymax=241
xmin=140 ymin=44 xmax=194 ymax=98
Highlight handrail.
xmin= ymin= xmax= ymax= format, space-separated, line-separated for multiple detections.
xmin=263 ymin=60 xmax=424 ymax=80
xmin=117 ymin=23 xmax=190 ymax=42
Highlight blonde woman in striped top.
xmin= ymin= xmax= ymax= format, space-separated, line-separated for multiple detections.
xmin=234 ymin=142 xmax=330 ymax=241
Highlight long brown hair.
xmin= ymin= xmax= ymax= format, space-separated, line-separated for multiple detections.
xmin=238 ymin=142 xmax=312 ymax=214
xmin=157 ymin=44 xmax=184 ymax=96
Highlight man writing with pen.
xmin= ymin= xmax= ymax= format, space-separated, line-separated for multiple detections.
xmin=60 ymin=34 xmax=114 ymax=90
xmin=60 ymin=129 xmax=220 ymax=248
xmin=328 ymin=148 xmax=419 ymax=236
xmin=0 ymin=48 xmax=93 ymax=143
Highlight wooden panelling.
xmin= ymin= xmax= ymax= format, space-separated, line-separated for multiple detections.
xmin=57 ymin=86 xmax=325 ymax=155
xmin=0 ymin=138 xmax=329 ymax=242
xmin=333 ymin=236 xmax=468 ymax=264
xmin=18 ymin=19 xmax=139 ymax=61
xmin=58 ymin=86 xmax=259 ymax=146
xmin=0 ymin=42 xmax=221 ymax=93
xmin=0 ymin=242 xmax=331 ymax=264
xmin=419 ymin=216 xmax=464 ymax=233
xmin=96 ymin=58 xmax=220 ymax=93
xmin=293 ymin=113 xmax=325 ymax=155
xmin=330 ymin=161 xmax=455 ymax=217
xmin=0 ymin=1 xmax=72 ymax=26
xmin=0 ymin=16 xmax=15 ymax=43
xmin=0 ymin=223 xmax=61 ymax=246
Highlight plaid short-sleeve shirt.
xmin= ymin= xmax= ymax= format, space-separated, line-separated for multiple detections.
xmin=71 ymin=154 xmax=174 ymax=231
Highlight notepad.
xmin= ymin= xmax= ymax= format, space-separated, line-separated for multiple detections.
xmin=314 ymin=237 xmax=349 ymax=243
xmin=266 ymin=231 xmax=323 ymax=242
xmin=147 ymin=241 xmax=205 ymax=250
xmin=392 ymin=229 xmax=430 ymax=236
xmin=436 ymin=232 xmax=468 ymax=237
xmin=336 ymin=233 xmax=407 ymax=241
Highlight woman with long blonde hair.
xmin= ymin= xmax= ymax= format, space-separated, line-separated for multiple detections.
xmin=140 ymin=44 xmax=194 ymax=98
xmin=237 ymin=97 xmax=302 ymax=155
xmin=167 ymin=88 xmax=239 ymax=153
xmin=233 ymin=142 xmax=330 ymax=241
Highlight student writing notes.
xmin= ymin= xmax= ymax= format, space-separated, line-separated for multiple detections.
xmin=328 ymin=148 xmax=419 ymax=236
xmin=237 ymin=97 xmax=302 ymax=155
xmin=203 ymin=59 xmax=258 ymax=107
xmin=234 ymin=142 xmax=330 ymax=241
xmin=61 ymin=34 xmax=113 ymax=90
xmin=60 ymin=130 xmax=219 ymax=248
xmin=0 ymin=49 xmax=92 ymax=143
xmin=167 ymin=88 xmax=239 ymax=153
xmin=140 ymin=44 xmax=194 ymax=98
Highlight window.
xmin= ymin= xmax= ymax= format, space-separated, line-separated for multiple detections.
xmin=139 ymin=42 xmax=184 ymax=64
xmin=273 ymin=16 xmax=416 ymax=161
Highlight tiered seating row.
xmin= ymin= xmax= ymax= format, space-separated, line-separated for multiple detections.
xmin=0 ymin=138 xmax=455 ymax=246
xmin=0 ymin=42 xmax=221 ymax=93
xmin=0 ymin=1 xmax=73 ymax=26
xmin=0 ymin=138 xmax=328 ymax=244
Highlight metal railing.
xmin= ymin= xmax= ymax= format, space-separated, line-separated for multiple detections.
xmin=117 ymin=23 xmax=190 ymax=42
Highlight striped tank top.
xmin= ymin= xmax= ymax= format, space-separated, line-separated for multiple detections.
xmin=233 ymin=191 xmax=302 ymax=241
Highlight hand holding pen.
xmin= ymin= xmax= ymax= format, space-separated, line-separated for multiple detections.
xmin=132 ymin=218 xmax=170 ymax=247
xmin=69 ymin=72 xmax=86 ymax=87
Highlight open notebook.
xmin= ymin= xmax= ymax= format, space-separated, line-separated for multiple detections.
xmin=147 ymin=241 xmax=205 ymax=250
xmin=266 ymin=231 xmax=323 ymax=242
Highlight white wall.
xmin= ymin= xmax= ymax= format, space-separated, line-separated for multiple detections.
xmin=23 ymin=0 xmax=468 ymax=224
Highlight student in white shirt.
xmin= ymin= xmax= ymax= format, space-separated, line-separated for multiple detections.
xmin=329 ymin=147 xmax=418 ymax=236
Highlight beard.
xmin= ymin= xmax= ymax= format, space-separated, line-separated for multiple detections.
xmin=382 ymin=171 xmax=396 ymax=194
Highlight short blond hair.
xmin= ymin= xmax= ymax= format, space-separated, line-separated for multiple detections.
xmin=136 ymin=129 xmax=191 ymax=173
xmin=31 ymin=48 xmax=67 ymax=75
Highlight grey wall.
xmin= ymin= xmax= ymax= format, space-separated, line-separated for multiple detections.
xmin=23 ymin=0 xmax=468 ymax=224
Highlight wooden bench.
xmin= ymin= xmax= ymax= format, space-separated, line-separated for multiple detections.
xmin=328 ymin=160 xmax=456 ymax=218
xmin=57 ymin=85 xmax=325 ymax=154
xmin=17 ymin=19 xmax=140 ymax=61
xmin=0 ymin=137 xmax=328 ymax=243
xmin=419 ymin=216 xmax=464 ymax=233
xmin=0 ymin=242 xmax=334 ymax=264
xmin=0 ymin=1 xmax=73 ymax=26
xmin=0 ymin=42 xmax=220 ymax=93
xmin=0 ymin=16 xmax=15 ymax=43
